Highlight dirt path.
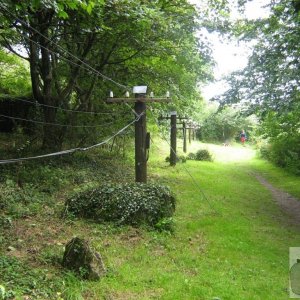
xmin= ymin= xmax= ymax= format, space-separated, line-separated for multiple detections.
xmin=254 ymin=173 xmax=300 ymax=226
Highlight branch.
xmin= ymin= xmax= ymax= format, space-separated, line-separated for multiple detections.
xmin=60 ymin=32 xmax=96 ymax=99
xmin=1 ymin=36 xmax=29 ymax=61
xmin=107 ymin=48 xmax=144 ymax=65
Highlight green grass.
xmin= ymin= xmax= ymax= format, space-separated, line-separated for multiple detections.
xmin=249 ymin=158 xmax=300 ymax=198
xmin=0 ymin=140 xmax=299 ymax=299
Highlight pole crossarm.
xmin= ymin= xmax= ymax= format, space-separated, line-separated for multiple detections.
xmin=106 ymin=97 xmax=171 ymax=103
xmin=159 ymin=115 xmax=188 ymax=121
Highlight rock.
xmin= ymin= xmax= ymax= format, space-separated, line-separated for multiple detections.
xmin=62 ymin=237 xmax=106 ymax=280
xmin=7 ymin=246 xmax=16 ymax=252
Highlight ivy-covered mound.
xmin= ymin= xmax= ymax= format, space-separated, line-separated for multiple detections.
xmin=65 ymin=183 xmax=176 ymax=227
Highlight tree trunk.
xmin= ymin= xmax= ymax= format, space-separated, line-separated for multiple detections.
xmin=42 ymin=104 xmax=65 ymax=150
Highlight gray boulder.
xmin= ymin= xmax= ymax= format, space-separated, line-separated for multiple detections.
xmin=62 ymin=237 xmax=106 ymax=280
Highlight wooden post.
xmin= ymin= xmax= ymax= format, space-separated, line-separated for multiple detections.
xmin=188 ymin=127 xmax=192 ymax=144
xmin=134 ymin=95 xmax=147 ymax=183
xmin=170 ymin=111 xmax=177 ymax=166
xmin=183 ymin=121 xmax=187 ymax=153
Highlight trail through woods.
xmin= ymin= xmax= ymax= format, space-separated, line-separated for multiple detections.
xmin=201 ymin=143 xmax=300 ymax=225
xmin=254 ymin=174 xmax=300 ymax=226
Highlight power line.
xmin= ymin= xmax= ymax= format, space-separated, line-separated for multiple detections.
xmin=0 ymin=113 xmax=143 ymax=164
xmin=0 ymin=3 xmax=129 ymax=90
xmin=0 ymin=94 xmax=119 ymax=116
xmin=148 ymin=107 xmax=221 ymax=215
xmin=0 ymin=114 xmax=116 ymax=128
xmin=11 ymin=30 xmax=117 ymax=88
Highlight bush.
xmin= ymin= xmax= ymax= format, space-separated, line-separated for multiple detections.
xmin=179 ymin=155 xmax=187 ymax=163
xmin=187 ymin=152 xmax=196 ymax=160
xmin=187 ymin=150 xmax=213 ymax=162
xmin=165 ymin=155 xmax=186 ymax=163
xmin=195 ymin=149 xmax=213 ymax=161
xmin=64 ymin=183 xmax=176 ymax=228
xmin=259 ymin=137 xmax=300 ymax=174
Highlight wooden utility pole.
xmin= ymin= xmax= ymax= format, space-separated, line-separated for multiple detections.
xmin=183 ymin=121 xmax=187 ymax=153
xmin=107 ymin=87 xmax=170 ymax=183
xmin=170 ymin=111 xmax=177 ymax=166
xmin=134 ymin=94 xmax=147 ymax=182
xmin=159 ymin=114 xmax=189 ymax=166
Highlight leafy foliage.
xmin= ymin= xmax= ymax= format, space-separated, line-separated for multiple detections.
xmin=0 ymin=50 xmax=31 ymax=96
xmin=0 ymin=180 xmax=49 ymax=218
xmin=0 ymin=0 xmax=213 ymax=150
xmin=187 ymin=149 xmax=213 ymax=162
xmin=220 ymin=0 xmax=300 ymax=116
xmin=199 ymin=106 xmax=257 ymax=143
xmin=0 ymin=256 xmax=62 ymax=299
xmin=65 ymin=183 xmax=176 ymax=228
xmin=214 ymin=0 xmax=300 ymax=174
xmin=257 ymin=104 xmax=300 ymax=174
xmin=165 ymin=155 xmax=187 ymax=163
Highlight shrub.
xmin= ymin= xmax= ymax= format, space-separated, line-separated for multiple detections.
xmin=165 ymin=155 xmax=186 ymax=163
xmin=258 ymin=136 xmax=300 ymax=175
xmin=195 ymin=149 xmax=213 ymax=161
xmin=179 ymin=155 xmax=187 ymax=163
xmin=187 ymin=152 xmax=196 ymax=160
xmin=64 ymin=183 xmax=176 ymax=228
xmin=187 ymin=150 xmax=213 ymax=162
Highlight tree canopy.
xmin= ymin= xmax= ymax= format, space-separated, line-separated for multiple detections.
xmin=0 ymin=0 xmax=213 ymax=149
xmin=215 ymin=0 xmax=300 ymax=173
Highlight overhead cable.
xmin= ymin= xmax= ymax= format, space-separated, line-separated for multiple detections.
xmin=0 ymin=113 xmax=143 ymax=164
xmin=148 ymin=106 xmax=220 ymax=215
xmin=0 ymin=95 xmax=119 ymax=116
xmin=0 ymin=3 xmax=129 ymax=90
xmin=0 ymin=114 xmax=115 ymax=128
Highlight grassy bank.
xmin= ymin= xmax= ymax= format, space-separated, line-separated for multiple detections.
xmin=0 ymin=140 xmax=299 ymax=299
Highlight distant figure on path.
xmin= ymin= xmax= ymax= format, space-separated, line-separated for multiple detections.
xmin=240 ymin=130 xmax=247 ymax=146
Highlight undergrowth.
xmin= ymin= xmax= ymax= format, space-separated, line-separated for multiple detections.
xmin=65 ymin=183 xmax=176 ymax=229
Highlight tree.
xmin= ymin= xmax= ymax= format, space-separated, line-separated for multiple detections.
xmin=200 ymin=106 xmax=256 ymax=142
xmin=218 ymin=0 xmax=300 ymax=116
xmin=216 ymin=0 xmax=300 ymax=172
xmin=0 ymin=49 xmax=31 ymax=96
xmin=0 ymin=0 xmax=213 ymax=150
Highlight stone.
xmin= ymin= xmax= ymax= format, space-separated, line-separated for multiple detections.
xmin=62 ymin=237 xmax=106 ymax=280
xmin=7 ymin=246 xmax=16 ymax=252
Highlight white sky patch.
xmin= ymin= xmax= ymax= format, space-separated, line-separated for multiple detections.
xmin=200 ymin=79 xmax=230 ymax=100
xmin=189 ymin=0 xmax=271 ymax=100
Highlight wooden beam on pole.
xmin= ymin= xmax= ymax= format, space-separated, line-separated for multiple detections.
xmin=170 ymin=111 xmax=177 ymax=166
xmin=134 ymin=95 xmax=147 ymax=183
xmin=183 ymin=121 xmax=187 ymax=153
xmin=107 ymin=97 xmax=170 ymax=103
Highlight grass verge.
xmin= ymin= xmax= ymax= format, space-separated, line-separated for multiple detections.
xmin=0 ymin=141 xmax=299 ymax=299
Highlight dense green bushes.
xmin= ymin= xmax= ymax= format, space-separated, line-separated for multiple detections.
xmin=65 ymin=183 xmax=176 ymax=228
xmin=257 ymin=109 xmax=300 ymax=175
xmin=199 ymin=107 xmax=256 ymax=143
xmin=187 ymin=149 xmax=213 ymax=162
xmin=259 ymin=137 xmax=300 ymax=175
